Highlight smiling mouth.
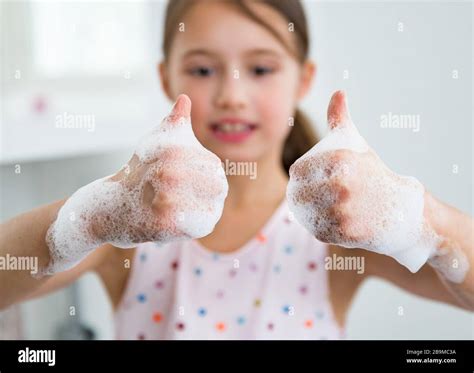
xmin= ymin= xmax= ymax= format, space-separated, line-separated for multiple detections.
xmin=210 ymin=122 xmax=258 ymax=134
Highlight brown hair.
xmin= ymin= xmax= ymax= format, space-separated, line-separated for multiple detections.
xmin=162 ymin=0 xmax=319 ymax=174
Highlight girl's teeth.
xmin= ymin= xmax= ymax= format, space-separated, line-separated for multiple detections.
xmin=218 ymin=123 xmax=250 ymax=133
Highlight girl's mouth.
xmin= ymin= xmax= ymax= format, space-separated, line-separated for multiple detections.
xmin=210 ymin=119 xmax=258 ymax=144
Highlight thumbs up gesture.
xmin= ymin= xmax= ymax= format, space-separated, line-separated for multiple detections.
xmin=101 ymin=94 xmax=228 ymax=243
xmin=45 ymin=95 xmax=228 ymax=274
xmin=286 ymin=91 xmax=439 ymax=272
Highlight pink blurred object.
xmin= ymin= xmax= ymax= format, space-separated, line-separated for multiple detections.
xmin=33 ymin=95 xmax=47 ymax=114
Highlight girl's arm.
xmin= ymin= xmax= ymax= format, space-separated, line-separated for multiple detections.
xmin=365 ymin=192 xmax=474 ymax=311
xmin=0 ymin=198 xmax=132 ymax=311
xmin=0 ymin=200 xmax=104 ymax=310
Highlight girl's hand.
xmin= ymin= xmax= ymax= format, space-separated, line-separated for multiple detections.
xmin=45 ymin=95 xmax=228 ymax=274
xmin=287 ymin=91 xmax=439 ymax=273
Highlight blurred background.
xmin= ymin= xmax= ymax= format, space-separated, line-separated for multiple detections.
xmin=0 ymin=0 xmax=472 ymax=339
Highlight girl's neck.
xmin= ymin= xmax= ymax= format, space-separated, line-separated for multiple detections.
xmin=224 ymin=153 xmax=289 ymax=209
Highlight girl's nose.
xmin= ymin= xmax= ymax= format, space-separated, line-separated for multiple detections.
xmin=214 ymin=69 xmax=247 ymax=110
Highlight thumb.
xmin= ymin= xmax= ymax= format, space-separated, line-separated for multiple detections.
xmin=167 ymin=94 xmax=192 ymax=124
xmin=327 ymin=90 xmax=353 ymax=130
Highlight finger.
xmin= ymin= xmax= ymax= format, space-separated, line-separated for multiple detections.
xmin=143 ymin=159 xmax=226 ymax=209
xmin=167 ymin=94 xmax=191 ymax=124
xmin=153 ymin=167 xmax=225 ymax=199
xmin=327 ymin=90 xmax=353 ymax=130
xmin=289 ymin=179 xmax=348 ymax=205
xmin=185 ymin=170 xmax=227 ymax=199
xmin=289 ymin=156 xmax=313 ymax=180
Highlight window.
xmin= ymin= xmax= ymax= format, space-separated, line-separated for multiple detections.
xmin=31 ymin=1 xmax=151 ymax=78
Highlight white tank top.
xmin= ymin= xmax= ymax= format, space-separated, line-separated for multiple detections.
xmin=114 ymin=199 xmax=345 ymax=340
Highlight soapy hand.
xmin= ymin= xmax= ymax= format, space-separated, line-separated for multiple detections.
xmin=44 ymin=95 xmax=228 ymax=274
xmin=287 ymin=91 xmax=439 ymax=272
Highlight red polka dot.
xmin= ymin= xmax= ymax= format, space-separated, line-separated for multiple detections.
xmin=267 ymin=322 xmax=274 ymax=331
xmin=176 ymin=322 xmax=185 ymax=331
xmin=304 ymin=319 xmax=314 ymax=328
xmin=307 ymin=261 xmax=318 ymax=271
xmin=256 ymin=232 xmax=266 ymax=243
xmin=216 ymin=322 xmax=226 ymax=331
xmin=137 ymin=333 xmax=146 ymax=340
xmin=171 ymin=260 xmax=179 ymax=270
xmin=152 ymin=312 xmax=163 ymax=323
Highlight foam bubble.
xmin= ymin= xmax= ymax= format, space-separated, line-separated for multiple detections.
xmin=135 ymin=116 xmax=203 ymax=163
xmin=43 ymin=95 xmax=228 ymax=275
xmin=311 ymin=124 xmax=369 ymax=154
xmin=427 ymin=243 xmax=470 ymax=283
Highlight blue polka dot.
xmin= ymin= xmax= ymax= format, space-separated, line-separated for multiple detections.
xmin=137 ymin=293 xmax=147 ymax=303
xmin=212 ymin=253 xmax=220 ymax=261
xmin=194 ymin=267 xmax=202 ymax=276
xmin=139 ymin=253 xmax=147 ymax=262
xmin=284 ymin=245 xmax=293 ymax=254
xmin=315 ymin=310 xmax=324 ymax=319
xmin=198 ymin=307 xmax=207 ymax=317
xmin=237 ymin=316 xmax=246 ymax=325
xmin=273 ymin=264 xmax=281 ymax=273
xmin=282 ymin=304 xmax=292 ymax=314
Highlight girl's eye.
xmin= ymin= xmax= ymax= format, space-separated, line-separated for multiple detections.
xmin=188 ymin=66 xmax=215 ymax=77
xmin=252 ymin=65 xmax=274 ymax=76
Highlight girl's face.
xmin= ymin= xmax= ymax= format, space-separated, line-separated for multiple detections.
xmin=160 ymin=1 xmax=314 ymax=163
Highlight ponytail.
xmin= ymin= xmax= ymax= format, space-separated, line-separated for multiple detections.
xmin=282 ymin=109 xmax=320 ymax=174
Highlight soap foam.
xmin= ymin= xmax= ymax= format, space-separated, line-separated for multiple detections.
xmin=287 ymin=91 xmax=442 ymax=273
xmin=43 ymin=95 xmax=228 ymax=275
xmin=428 ymin=243 xmax=470 ymax=283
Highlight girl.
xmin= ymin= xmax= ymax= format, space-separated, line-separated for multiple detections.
xmin=1 ymin=0 xmax=473 ymax=340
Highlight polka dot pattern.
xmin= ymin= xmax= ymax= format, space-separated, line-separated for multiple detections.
xmin=198 ymin=308 xmax=207 ymax=317
xmin=115 ymin=200 xmax=344 ymax=340
xmin=152 ymin=312 xmax=163 ymax=323
xmin=216 ymin=322 xmax=226 ymax=332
